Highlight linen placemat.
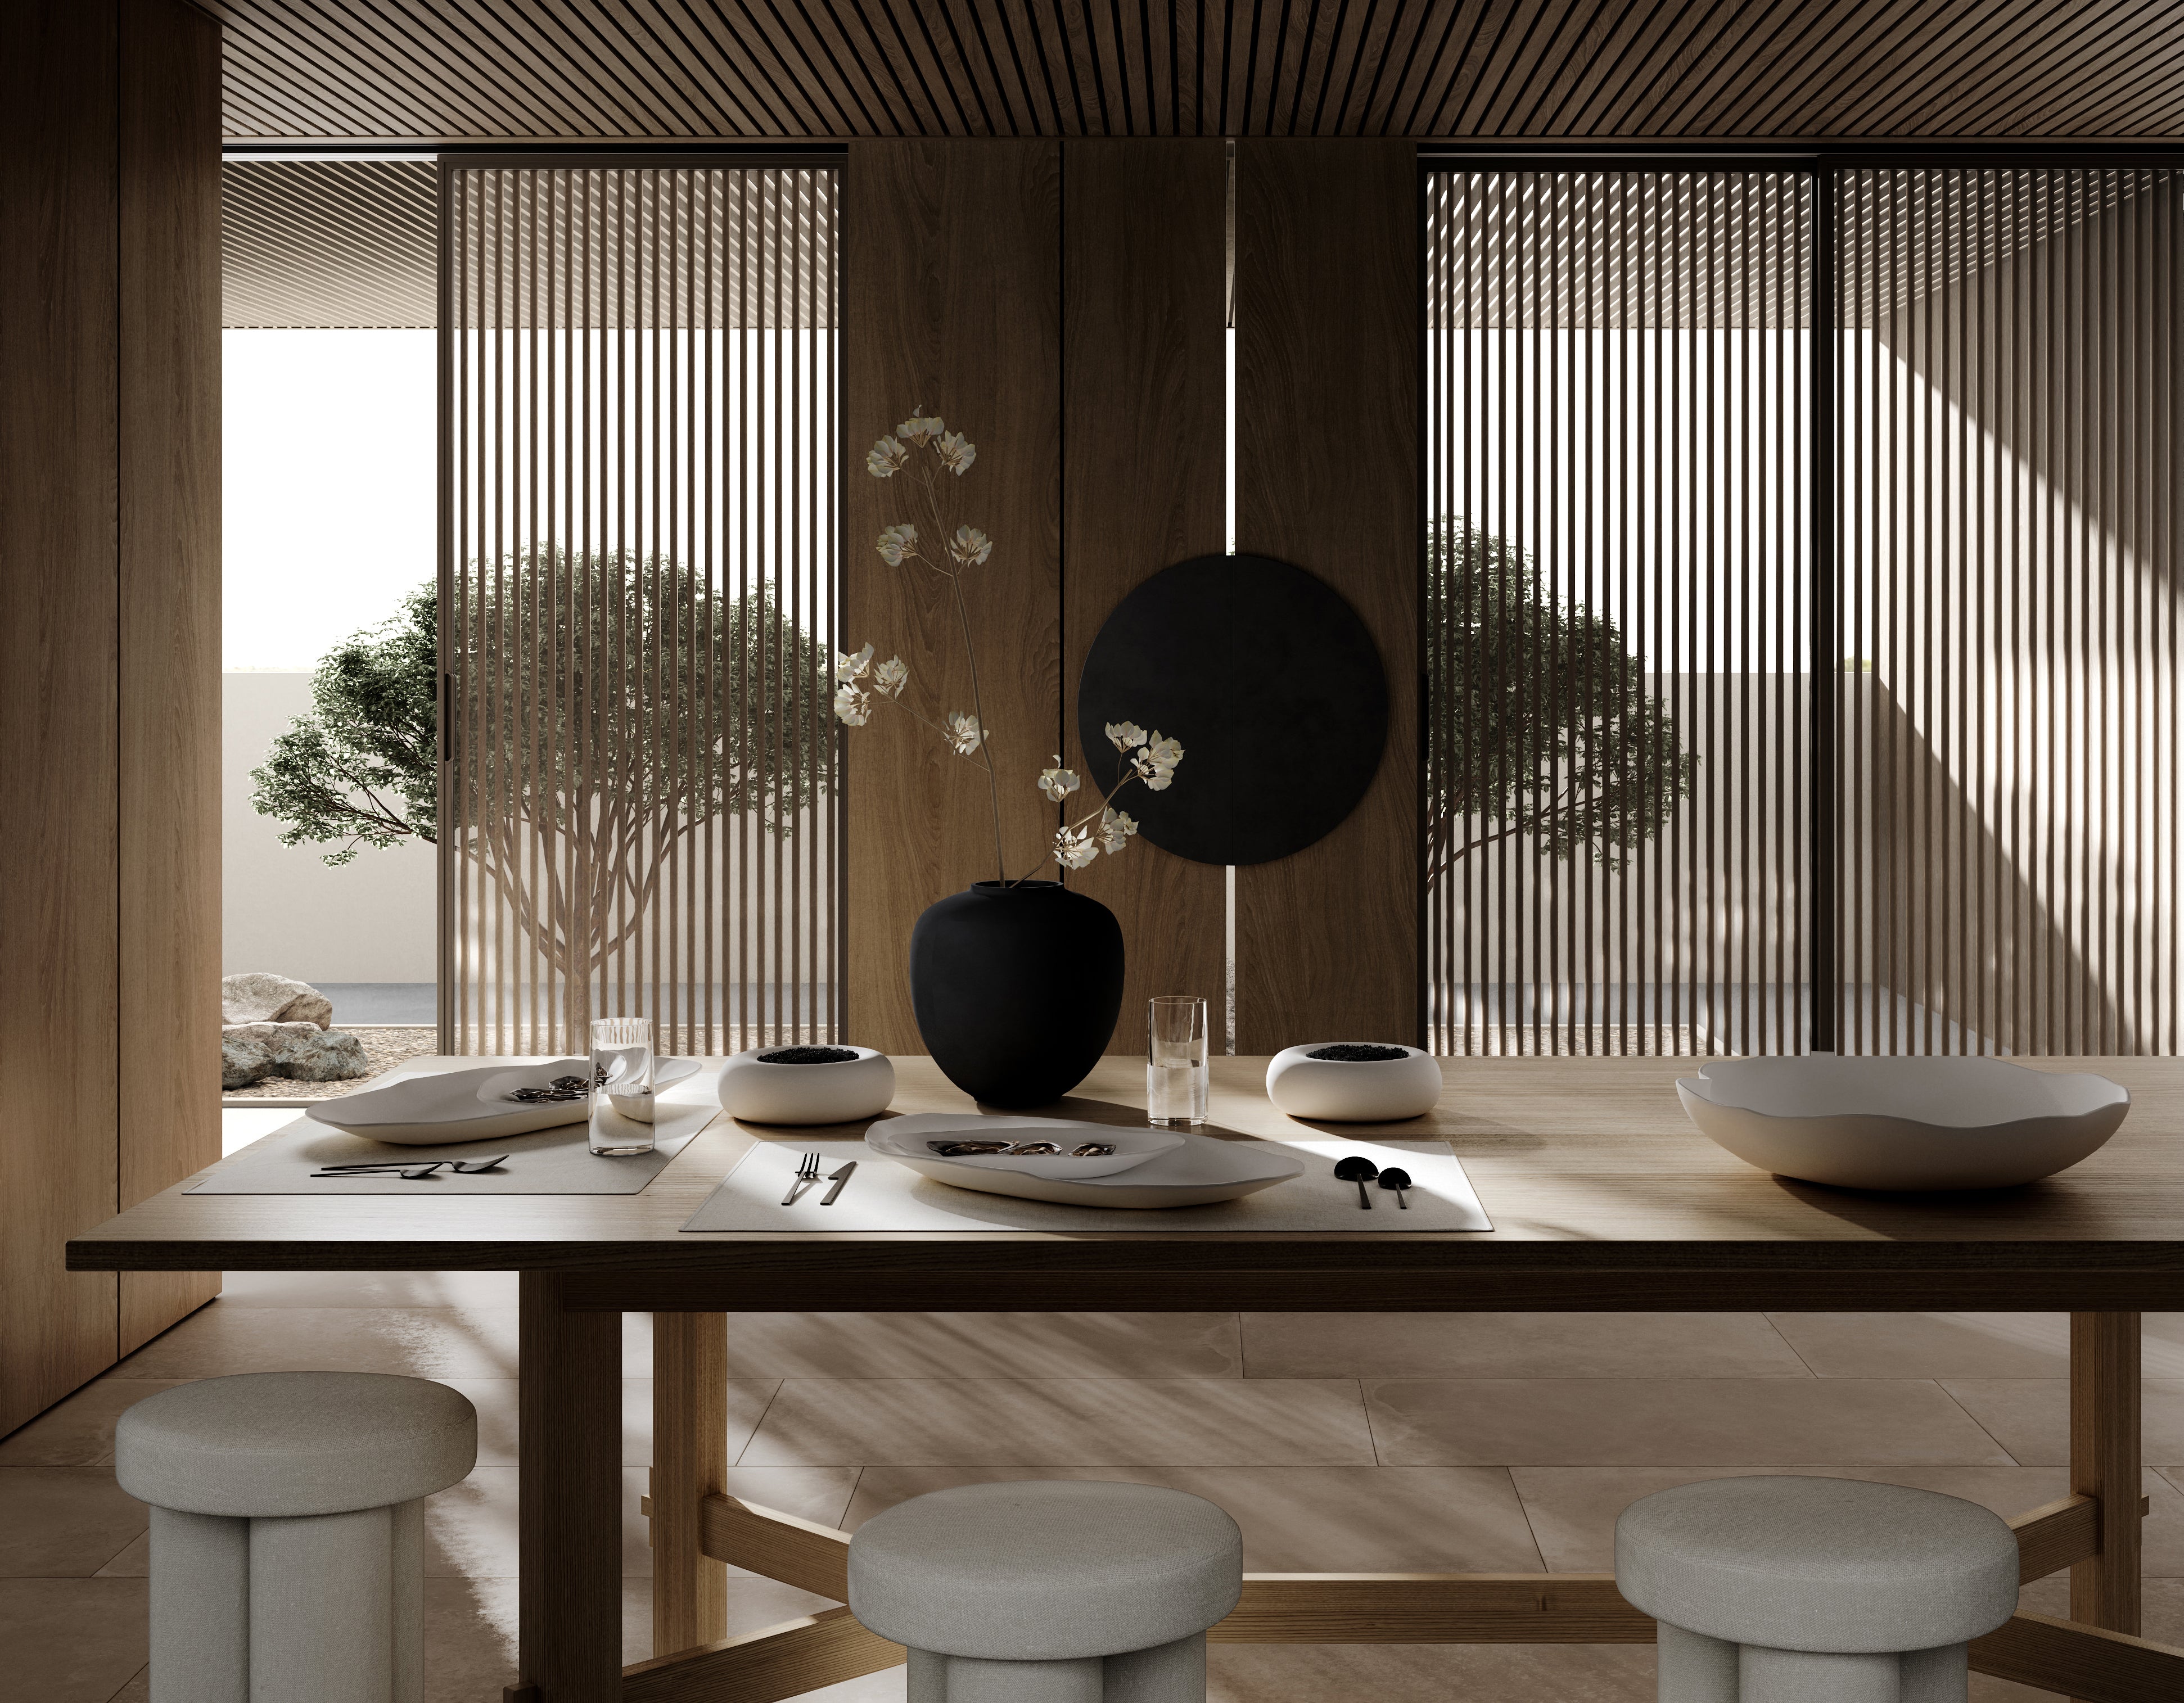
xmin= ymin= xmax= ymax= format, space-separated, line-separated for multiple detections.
xmin=680 ymin=1136 xmax=1491 ymax=1232
xmin=189 ymin=1093 xmax=718 ymax=1195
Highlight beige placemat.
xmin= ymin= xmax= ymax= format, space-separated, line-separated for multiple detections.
xmin=682 ymin=1136 xmax=1490 ymax=1231
xmin=191 ymin=1093 xmax=718 ymax=1195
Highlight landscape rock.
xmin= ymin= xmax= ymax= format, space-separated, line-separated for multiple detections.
xmin=221 ymin=972 xmax=333 ymax=1029
xmin=222 ymin=1036 xmax=277 ymax=1090
xmin=268 ymin=1028 xmax=369 ymax=1082
xmin=223 ymin=1020 xmax=322 ymax=1053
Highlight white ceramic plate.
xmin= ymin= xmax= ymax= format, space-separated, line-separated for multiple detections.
xmin=306 ymin=1056 xmax=703 ymax=1146
xmin=1676 ymin=1054 xmax=2129 ymax=1190
xmin=868 ymin=1119 xmax=1306 ymax=1208
xmin=866 ymin=1114 xmax=1184 ymax=1180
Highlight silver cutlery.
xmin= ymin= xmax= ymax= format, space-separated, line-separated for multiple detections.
xmin=782 ymin=1151 xmax=822 ymax=1205
xmin=820 ymin=1160 xmax=856 ymax=1205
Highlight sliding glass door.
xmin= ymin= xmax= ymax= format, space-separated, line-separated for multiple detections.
xmin=1425 ymin=162 xmax=2182 ymax=1057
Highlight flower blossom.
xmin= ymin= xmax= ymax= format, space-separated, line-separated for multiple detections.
xmin=835 ymin=642 xmax=873 ymax=683
xmin=896 ymin=408 xmax=944 ymax=446
xmin=935 ymin=431 xmax=977 ymax=475
xmin=833 ymin=685 xmax=870 ymax=726
xmin=876 ymin=523 xmax=918 ymax=566
xmin=949 ymin=525 xmax=993 ymax=567
xmin=865 ymin=436 xmax=908 ymax=478
xmin=1054 ymin=825 xmax=1099 ymax=870
xmin=873 ymin=656 xmax=909 ymax=697
xmin=1037 ymin=757 xmax=1080 ymax=802
xmin=1097 ymin=807 xmax=1138 ymax=853
xmin=944 ymin=711 xmax=986 ymax=756
xmin=1104 ymin=720 xmax=1147 ymax=752
xmin=1133 ymin=733 xmax=1184 ymax=792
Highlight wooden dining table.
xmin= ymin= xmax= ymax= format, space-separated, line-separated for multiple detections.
xmin=69 ymin=1054 xmax=2184 ymax=1703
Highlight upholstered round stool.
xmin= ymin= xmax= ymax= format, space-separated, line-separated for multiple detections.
xmin=847 ymin=1480 xmax=1243 ymax=1702
xmin=116 ymin=1372 xmax=477 ymax=1703
xmin=1616 ymin=1476 xmax=2019 ymax=1703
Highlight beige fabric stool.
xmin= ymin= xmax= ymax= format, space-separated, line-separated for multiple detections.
xmin=115 ymin=1372 xmax=476 ymax=1703
xmin=1616 ymin=1476 xmax=2020 ymax=1703
xmin=849 ymin=1480 xmax=1243 ymax=1702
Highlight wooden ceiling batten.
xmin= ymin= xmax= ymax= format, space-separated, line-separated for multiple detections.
xmin=202 ymin=1 xmax=2184 ymax=141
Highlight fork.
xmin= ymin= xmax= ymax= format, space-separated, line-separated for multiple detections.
xmin=781 ymin=1150 xmax=822 ymax=1205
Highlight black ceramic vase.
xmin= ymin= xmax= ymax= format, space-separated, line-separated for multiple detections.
xmin=908 ymin=880 xmax=1125 ymax=1109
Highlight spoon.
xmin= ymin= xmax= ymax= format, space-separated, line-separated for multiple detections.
xmin=1333 ymin=1155 xmax=1379 ymax=1209
xmin=1377 ymin=1166 xmax=1413 ymax=1209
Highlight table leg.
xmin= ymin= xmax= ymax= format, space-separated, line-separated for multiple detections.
xmin=2069 ymin=1311 xmax=2141 ymax=1647
xmin=651 ymin=1312 xmax=729 ymax=1655
xmin=513 ymin=1271 xmax=623 ymax=1703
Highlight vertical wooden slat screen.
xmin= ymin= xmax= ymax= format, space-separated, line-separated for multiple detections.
xmin=1423 ymin=170 xmax=1810 ymax=1056
xmin=443 ymin=163 xmax=841 ymax=1056
xmin=1835 ymin=169 xmax=2182 ymax=1056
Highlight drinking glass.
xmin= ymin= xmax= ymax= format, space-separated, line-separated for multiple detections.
xmin=1146 ymin=996 xmax=1209 ymax=1128
xmin=588 ymin=1017 xmax=656 ymax=1155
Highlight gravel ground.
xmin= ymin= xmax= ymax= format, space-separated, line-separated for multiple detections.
xmin=221 ymin=1025 xmax=440 ymax=1101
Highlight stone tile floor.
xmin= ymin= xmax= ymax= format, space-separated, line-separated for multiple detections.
xmin=7 ymin=1254 xmax=2182 ymax=1700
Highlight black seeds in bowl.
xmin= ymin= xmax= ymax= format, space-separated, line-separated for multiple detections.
xmin=757 ymin=1045 xmax=863 ymax=1065
xmin=1306 ymin=1044 xmax=1411 ymax=1063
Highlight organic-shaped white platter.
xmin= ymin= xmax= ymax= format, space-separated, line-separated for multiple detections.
xmin=868 ymin=1116 xmax=1304 ymax=1208
xmin=1676 ymin=1054 xmax=2129 ymax=1191
xmin=306 ymin=1056 xmax=702 ymax=1146
xmin=866 ymin=1114 xmax=1183 ymax=1180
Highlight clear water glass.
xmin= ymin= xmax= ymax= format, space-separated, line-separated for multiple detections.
xmin=589 ymin=1017 xmax=656 ymax=1155
xmin=1146 ymin=995 xmax=1209 ymax=1128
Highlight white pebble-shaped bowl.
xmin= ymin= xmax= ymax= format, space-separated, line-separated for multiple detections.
xmin=718 ymin=1045 xmax=895 ymax=1126
xmin=1677 ymin=1054 xmax=2128 ymax=1191
xmin=1265 ymin=1043 xmax=1444 ymax=1122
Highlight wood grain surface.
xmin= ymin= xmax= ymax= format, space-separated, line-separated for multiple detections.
xmin=2 ymin=0 xmax=124 ymax=1437
xmin=116 ymin=0 xmax=223 ymax=1357
xmin=1059 ymin=138 xmax=1229 ymax=1042
xmin=1233 ymin=139 xmax=1420 ymax=1052
xmin=66 ymin=1056 xmax=2184 ymax=1314
xmin=841 ymin=139 xmax=1062 ymax=1052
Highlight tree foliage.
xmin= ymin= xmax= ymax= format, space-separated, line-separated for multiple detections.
xmin=251 ymin=550 xmax=828 ymax=1024
xmin=1427 ymin=520 xmax=1698 ymax=885
xmin=249 ymin=584 xmax=439 ymax=865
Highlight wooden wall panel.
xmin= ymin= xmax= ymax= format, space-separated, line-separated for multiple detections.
xmin=1234 ymin=139 xmax=1420 ymax=1052
xmin=118 ymin=0 xmax=223 ymax=1353
xmin=1060 ymin=139 xmax=1229 ymax=1046
xmin=841 ymin=141 xmax=1062 ymax=1052
xmin=0 ymin=1 xmax=123 ymax=1435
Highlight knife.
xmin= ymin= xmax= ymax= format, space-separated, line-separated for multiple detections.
xmin=820 ymin=1160 xmax=856 ymax=1205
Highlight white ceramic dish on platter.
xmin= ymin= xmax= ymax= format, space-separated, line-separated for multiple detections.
xmin=867 ymin=1115 xmax=1305 ymax=1208
xmin=1676 ymin=1054 xmax=2129 ymax=1190
xmin=305 ymin=1056 xmax=703 ymax=1146
xmin=865 ymin=1114 xmax=1183 ymax=1180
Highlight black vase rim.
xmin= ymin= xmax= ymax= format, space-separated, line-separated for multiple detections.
xmin=967 ymin=879 xmax=1065 ymax=895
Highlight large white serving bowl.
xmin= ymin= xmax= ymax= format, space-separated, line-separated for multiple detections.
xmin=1266 ymin=1043 xmax=1445 ymax=1122
xmin=304 ymin=1056 xmax=702 ymax=1146
xmin=1676 ymin=1054 xmax=2129 ymax=1191
xmin=718 ymin=1044 xmax=895 ymax=1126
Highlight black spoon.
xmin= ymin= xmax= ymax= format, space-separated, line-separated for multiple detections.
xmin=1333 ymin=1155 xmax=1379 ymax=1209
xmin=1377 ymin=1166 xmax=1413 ymax=1209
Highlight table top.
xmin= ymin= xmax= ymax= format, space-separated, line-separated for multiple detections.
xmin=66 ymin=1056 xmax=2184 ymax=1312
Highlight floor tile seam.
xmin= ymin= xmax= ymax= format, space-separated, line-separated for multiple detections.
xmin=1355 ymin=1377 xmax=1384 ymax=1466
xmin=732 ymin=1378 xmax=791 ymax=1467
xmin=1497 ymin=1466 xmax=1553 ymax=1573
xmin=1925 ymin=1378 xmax=2037 ymax=1466
xmin=1757 ymin=1312 xmax=1826 ymax=1378
xmin=2155 ymin=1464 xmax=2184 ymax=1498
xmin=100 ymin=1662 xmax=149 ymax=1703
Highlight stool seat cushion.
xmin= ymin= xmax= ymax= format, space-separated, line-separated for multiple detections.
xmin=116 ymin=1372 xmax=477 ymax=1517
xmin=847 ymin=1480 xmax=1243 ymax=1661
xmin=1615 ymin=1476 xmax=2019 ymax=1654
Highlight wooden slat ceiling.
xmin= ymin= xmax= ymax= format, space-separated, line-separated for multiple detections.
xmin=205 ymin=1 xmax=2184 ymax=143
